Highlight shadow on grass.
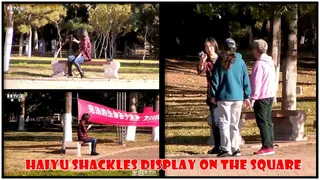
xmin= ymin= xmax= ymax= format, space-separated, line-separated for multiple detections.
xmin=279 ymin=81 xmax=316 ymax=86
xmin=166 ymin=85 xmax=206 ymax=96
xmin=178 ymin=150 xmax=201 ymax=155
xmin=166 ymin=136 xmax=208 ymax=146
xmin=166 ymin=135 xmax=301 ymax=146
xmin=165 ymin=60 xmax=198 ymax=75
xmin=96 ymin=139 xmax=114 ymax=144
xmin=9 ymin=71 xmax=52 ymax=78
xmin=4 ymin=136 xmax=62 ymax=141
xmin=166 ymin=117 xmax=205 ymax=123
xmin=166 ymin=126 xmax=209 ymax=130
xmin=4 ymin=144 xmax=61 ymax=149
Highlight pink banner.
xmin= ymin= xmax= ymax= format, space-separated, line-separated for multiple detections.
xmin=77 ymin=99 xmax=159 ymax=127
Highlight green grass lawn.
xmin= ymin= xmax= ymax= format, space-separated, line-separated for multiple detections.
xmin=5 ymin=56 xmax=159 ymax=80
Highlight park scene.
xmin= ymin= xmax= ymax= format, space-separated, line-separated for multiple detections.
xmin=164 ymin=3 xmax=317 ymax=176
xmin=3 ymin=4 xmax=159 ymax=89
xmin=3 ymin=91 xmax=159 ymax=176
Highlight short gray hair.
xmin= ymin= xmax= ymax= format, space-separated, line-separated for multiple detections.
xmin=253 ymin=39 xmax=268 ymax=53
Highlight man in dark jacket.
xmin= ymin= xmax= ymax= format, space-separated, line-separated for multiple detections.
xmin=77 ymin=113 xmax=99 ymax=155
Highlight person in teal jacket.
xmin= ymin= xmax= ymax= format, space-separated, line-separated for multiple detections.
xmin=210 ymin=38 xmax=251 ymax=157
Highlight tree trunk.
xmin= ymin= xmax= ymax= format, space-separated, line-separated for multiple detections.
xmin=62 ymin=92 xmax=73 ymax=150
xmin=24 ymin=36 xmax=29 ymax=56
xmin=124 ymin=41 xmax=128 ymax=57
xmin=34 ymin=28 xmax=38 ymax=51
xmin=152 ymin=93 xmax=160 ymax=141
xmin=282 ymin=4 xmax=298 ymax=110
xmin=249 ymin=26 xmax=254 ymax=47
xmin=59 ymin=41 xmax=62 ymax=58
xmin=154 ymin=93 xmax=159 ymax=112
xmin=310 ymin=15 xmax=316 ymax=54
xmin=4 ymin=4 xmax=14 ymax=73
xmin=109 ymin=36 xmax=116 ymax=61
xmin=271 ymin=14 xmax=281 ymax=104
xmin=100 ymin=34 xmax=106 ymax=58
xmin=18 ymin=94 xmax=26 ymax=131
xmin=68 ymin=35 xmax=73 ymax=56
xmin=126 ymin=92 xmax=139 ymax=141
xmin=104 ymin=35 xmax=109 ymax=60
xmin=113 ymin=42 xmax=117 ymax=59
xmin=27 ymin=28 xmax=32 ymax=57
xmin=91 ymin=38 xmax=96 ymax=59
xmin=52 ymin=40 xmax=57 ymax=54
xmin=19 ymin=33 xmax=24 ymax=56
xmin=40 ymin=40 xmax=46 ymax=57
xmin=143 ymin=25 xmax=148 ymax=61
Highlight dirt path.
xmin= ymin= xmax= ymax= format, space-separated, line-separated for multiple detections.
xmin=4 ymin=79 xmax=159 ymax=89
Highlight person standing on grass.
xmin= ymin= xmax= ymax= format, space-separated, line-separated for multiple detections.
xmin=197 ymin=37 xmax=221 ymax=154
xmin=66 ymin=28 xmax=92 ymax=78
xmin=77 ymin=113 xmax=99 ymax=156
xmin=250 ymin=39 xmax=276 ymax=156
xmin=210 ymin=38 xmax=251 ymax=157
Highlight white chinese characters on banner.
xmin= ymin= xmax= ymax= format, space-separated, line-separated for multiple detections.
xmin=88 ymin=105 xmax=95 ymax=114
xmin=95 ymin=106 xmax=102 ymax=115
xmin=107 ymin=109 xmax=114 ymax=118
xmin=101 ymin=108 xmax=108 ymax=117
xmin=113 ymin=111 xmax=119 ymax=118
xmin=86 ymin=104 xmax=158 ymax=122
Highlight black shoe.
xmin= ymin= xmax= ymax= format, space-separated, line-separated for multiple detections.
xmin=67 ymin=62 xmax=73 ymax=76
xmin=74 ymin=63 xmax=85 ymax=78
xmin=232 ymin=149 xmax=241 ymax=157
xmin=91 ymin=151 xmax=99 ymax=156
xmin=207 ymin=147 xmax=220 ymax=154
xmin=217 ymin=150 xmax=231 ymax=157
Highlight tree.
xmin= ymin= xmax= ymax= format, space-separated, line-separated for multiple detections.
xmin=132 ymin=4 xmax=159 ymax=61
xmin=89 ymin=4 xmax=132 ymax=60
xmin=108 ymin=4 xmax=132 ymax=60
xmin=4 ymin=4 xmax=14 ymax=73
xmin=62 ymin=92 xmax=72 ymax=150
xmin=13 ymin=4 xmax=67 ymax=58
xmin=282 ymin=4 xmax=298 ymax=110
xmin=18 ymin=93 xmax=27 ymax=131
xmin=89 ymin=4 xmax=112 ymax=59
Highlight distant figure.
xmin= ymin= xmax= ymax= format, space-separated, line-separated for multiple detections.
xmin=197 ymin=37 xmax=221 ymax=154
xmin=77 ymin=113 xmax=99 ymax=156
xmin=66 ymin=28 xmax=92 ymax=78
xmin=210 ymin=38 xmax=251 ymax=157
xmin=250 ymin=39 xmax=276 ymax=156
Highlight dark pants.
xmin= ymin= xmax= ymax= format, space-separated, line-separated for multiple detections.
xmin=207 ymin=98 xmax=220 ymax=148
xmin=253 ymin=98 xmax=274 ymax=148
xmin=82 ymin=138 xmax=97 ymax=153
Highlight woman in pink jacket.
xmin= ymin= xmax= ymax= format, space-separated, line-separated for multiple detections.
xmin=250 ymin=39 xmax=276 ymax=156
